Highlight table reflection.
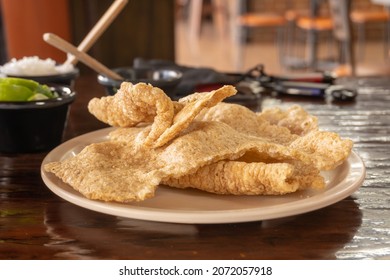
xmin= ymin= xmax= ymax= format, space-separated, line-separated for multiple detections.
xmin=42 ymin=198 xmax=361 ymax=260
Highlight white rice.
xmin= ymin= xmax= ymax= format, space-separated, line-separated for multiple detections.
xmin=0 ymin=56 xmax=75 ymax=76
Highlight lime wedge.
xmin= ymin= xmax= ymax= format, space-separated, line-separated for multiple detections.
xmin=0 ymin=84 xmax=33 ymax=101
xmin=35 ymin=84 xmax=55 ymax=98
xmin=0 ymin=77 xmax=39 ymax=91
xmin=27 ymin=93 xmax=50 ymax=101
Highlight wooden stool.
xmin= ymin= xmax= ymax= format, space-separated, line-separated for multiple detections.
xmin=188 ymin=0 xmax=228 ymax=41
xmin=328 ymin=0 xmax=390 ymax=78
xmin=238 ymin=13 xmax=286 ymax=27
xmin=295 ymin=16 xmax=334 ymax=70
xmin=350 ymin=9 xmax=390 ymax=61
xmin=233 ymin=12 xmax=286 ymax=70
xmin=296 ymin=16 xmax=333 ymax=31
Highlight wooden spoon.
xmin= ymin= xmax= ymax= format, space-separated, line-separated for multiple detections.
xmin=43 ymin=33 xmax=123 ymax=80
xmin=64 ymin=0 xmax=128 ymax=65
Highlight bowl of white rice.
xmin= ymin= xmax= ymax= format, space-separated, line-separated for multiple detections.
xmin=0 ymin=56 xmax=79 ymax=87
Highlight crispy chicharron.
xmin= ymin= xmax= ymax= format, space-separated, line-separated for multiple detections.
xmin=44 ymin=82 xmax=353 ymax=202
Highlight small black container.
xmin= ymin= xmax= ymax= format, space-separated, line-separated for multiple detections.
xmin=0 ymin=86 xmax=76 ymax=153
xmin=97 ymin=67 xmax=182 ymax=96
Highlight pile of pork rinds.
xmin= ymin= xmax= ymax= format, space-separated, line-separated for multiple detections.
xmin=44 ymin=82 xmax=353 ymax=202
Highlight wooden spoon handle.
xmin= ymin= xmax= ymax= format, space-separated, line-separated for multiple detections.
xmin=65 ymin=0 xmax=128 ymax=65
xmin=43 ymin=33 xmax=123 ymax=80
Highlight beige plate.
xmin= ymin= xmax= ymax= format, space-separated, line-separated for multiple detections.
xmin=41 ymin=127 xmax=366 ymax=224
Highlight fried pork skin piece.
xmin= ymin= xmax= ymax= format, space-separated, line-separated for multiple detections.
xmin=258 ymin=105 xmax=318 ymax=136
xmin=152 ymin=85 xmax=236 ymax=148
xmin=45 ymin=84 xmax=353 ymax=202
xmin=289 ymin=130 xmax=353 ymax=170
xmin=88 ymin=82 xmax=236 ymax=148
xmin=195 ymin=102 xmax=353 ymax=170
xmin=44 ymin=135 xmax=161 ymax=202
xmin=88 ymin=82 xmax=175 ymax=147
xmin=45 ymin=121 xmax=324 ymax=202
xmin=195 ymin=102 xmax=300 ymax=145
xmin=165 ymin=160 xmax=324 ymax=195
xmin=110 ymin=120 xmax=316 ymax=177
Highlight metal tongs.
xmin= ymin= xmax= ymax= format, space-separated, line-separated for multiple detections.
xmin=237 ymin=65 xmax=357 ymax=101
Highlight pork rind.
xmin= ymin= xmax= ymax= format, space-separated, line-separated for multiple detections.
xmin=165 ymin=161 xmax=324 ymax=195
xmin=152 ymin=85 xmax=236 ymax=148
xmin=45 ymin=82 xmax=353 ymax=202
xmin=195 ymin=102 xmax=299 ymax=145
xmin=46 ymin=121 xmax=325 ymax=202
xmin=44 ymin=138 xmax=159 ymax=202
xmin=88 ymin=82 xmax=174 ymax=147
xmin=258 ymin=105 xmax=318 ymax=136
xmin=88 ymin=83 xmax=236 ymax=148
xmin=194 ymin=102 xmax=353 ymax=170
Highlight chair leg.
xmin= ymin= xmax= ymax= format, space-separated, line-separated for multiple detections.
xmin=211 ymin=0 xmax=227 ymax=39
xmin=230 ymin=0 xmax=246 ymax=71
xmin=326 ymin=30 xmax=337 ymax=66
xmin=281 ymin=20 xmax=296 ymax=68
xmin=188 ymin=0 xmax=203 ymax=42
xmin=277 ymin=26 xmax=287 ymax=69
xmin=232 ymin=23 xmax=247 ymax=71
xmin=385 ymin=20 xmax=390 ymax=59
xmin=306 ymin=28 xmax=318 ymax=69
xmin=356 ymin=22 xmax=365 ymax=61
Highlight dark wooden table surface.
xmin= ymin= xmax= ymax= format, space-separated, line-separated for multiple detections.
xmin=1 ymin=74 xmax=389 ymax=260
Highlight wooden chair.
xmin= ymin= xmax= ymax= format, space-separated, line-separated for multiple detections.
xmin=188 ymin=0 xmax=228 ymax=41
xmin=282 ymin=0 xmax=335 ymax=70
xmin=328 ymin=0 xmax=390 ymax=77
xmin=295 ymin=15 xmax=334 ymax=69
xmin=232 ymin=0 xmax=287 ymax=71
xmin=350 ymin=7 xmax=390 ymax=61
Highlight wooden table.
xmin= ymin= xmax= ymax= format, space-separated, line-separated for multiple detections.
xmin=1 ymin=73 xmax=389 ymax=260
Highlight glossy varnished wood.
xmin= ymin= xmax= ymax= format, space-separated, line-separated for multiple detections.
xmin=1 ymin=74 xmax=389 ymax=260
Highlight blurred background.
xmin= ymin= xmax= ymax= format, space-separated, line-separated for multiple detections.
xmin=1 ymin=0 xmax=389 ymax=76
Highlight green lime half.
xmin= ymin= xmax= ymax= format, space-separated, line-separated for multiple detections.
xmin=0 ymin=84 xmax=34 ymax=101
xmin=35 ymin=84 xmax=55 ymax=98
xmin=0 ymin=77 xmax=39 ymax=91
xmin=27 ymin=93 xmax=50 ymax=101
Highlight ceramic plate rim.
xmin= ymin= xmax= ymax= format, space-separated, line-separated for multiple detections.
xmin=41 ymin=127 xmax=366 ymax=224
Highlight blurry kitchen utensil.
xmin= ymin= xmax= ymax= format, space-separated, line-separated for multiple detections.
xmin=97 ymin=67 xmax=183 ymax=96
xmin=43 ymin=33 xmax=123 ymax=80
xmin=64 ymin=0 xmax=128 ymax=65
xmin=240 ymin=64 xmax=357 ymax=101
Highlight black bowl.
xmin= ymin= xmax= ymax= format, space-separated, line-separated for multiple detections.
xmin=97 ymin=67 xmax=182 ymax=95
xmin=0 ymin=86 xmax=76 ymax=153
xmin=5 ymin=68 xmax=80 ymax=88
